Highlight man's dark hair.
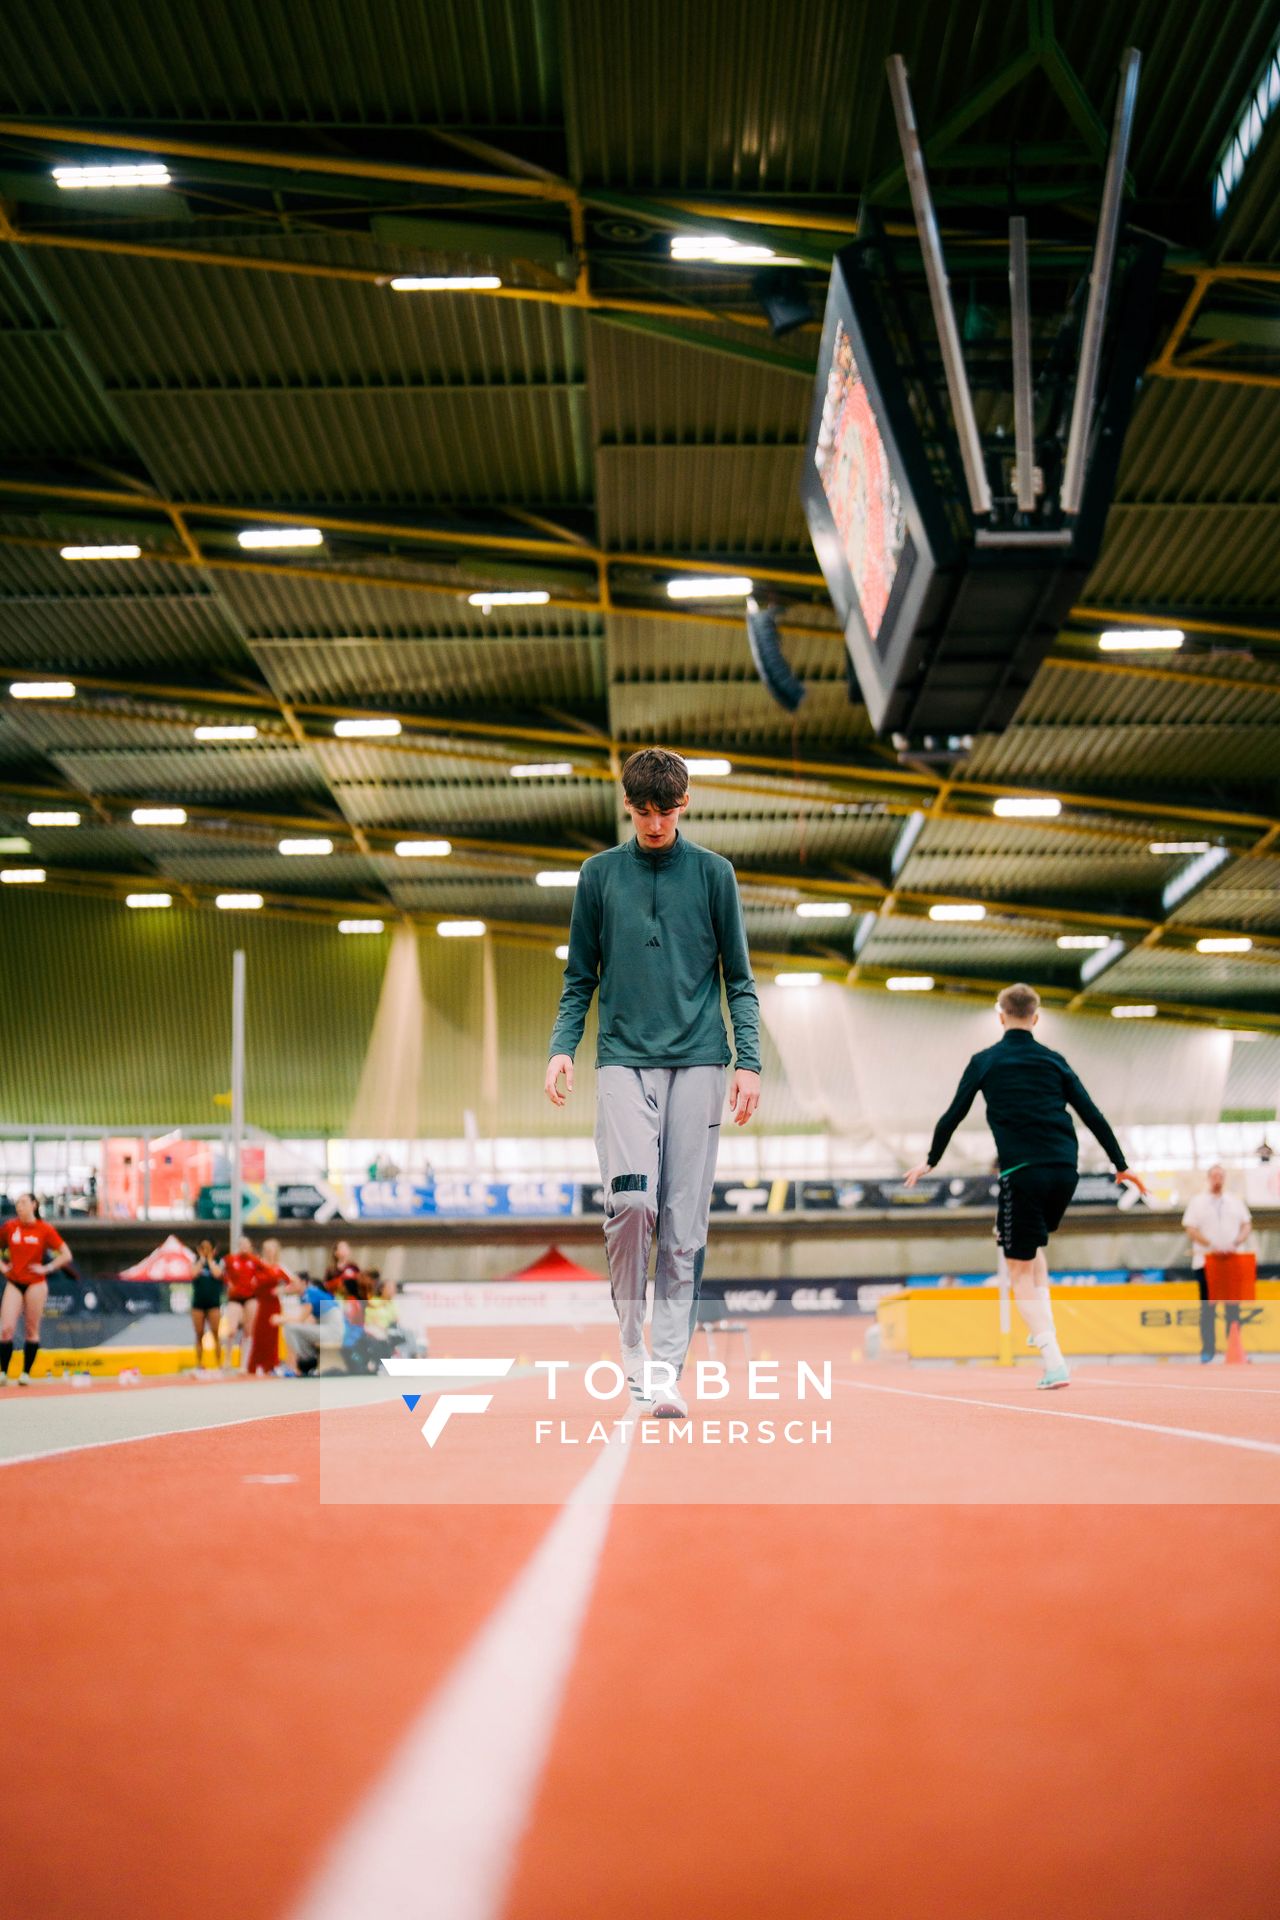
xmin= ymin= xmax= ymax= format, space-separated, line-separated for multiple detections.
xmin=621 ymin=748 xmax=689 ymax=810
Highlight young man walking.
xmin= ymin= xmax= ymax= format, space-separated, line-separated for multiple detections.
xmin=905 ymin=983 xmax=1145 ymax=1388
xmin=545 ymin=749 xmax=761 ymax=1418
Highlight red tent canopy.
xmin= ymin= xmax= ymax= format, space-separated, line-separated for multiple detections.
xmin=120 ymin=1234 xmax=199 ymax=1282
xmin=503 ymin=1245 xmax=601 ymax=1283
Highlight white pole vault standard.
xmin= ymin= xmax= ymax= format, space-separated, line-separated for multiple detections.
xmin=291 ymin=1438 xmax=631 ymax=1920
xmin=229 ymin=948 xmax=246 ymax=1246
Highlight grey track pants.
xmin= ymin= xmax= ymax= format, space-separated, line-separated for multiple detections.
xmin=594 ymin=1064 xmax=726 ymax=1379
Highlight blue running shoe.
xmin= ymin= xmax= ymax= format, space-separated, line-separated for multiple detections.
xmin=1037 ymin=1363 xmax=1070 ymax=1390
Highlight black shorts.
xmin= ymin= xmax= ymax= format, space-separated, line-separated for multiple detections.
xmin=996 ymin=1165 xmax=1078 ymax=1261
xmin=3 ymin=1277 xmax=34 ymax=1293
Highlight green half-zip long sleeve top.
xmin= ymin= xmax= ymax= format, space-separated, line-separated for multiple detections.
xmin=548 ymin=834 xmax=762 ymax=1073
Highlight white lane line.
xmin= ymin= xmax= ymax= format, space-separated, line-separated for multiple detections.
xmin=1072 ymin=1376 xmax=1280 ymax=1396
xmin=291 ymin=1438 xmax=630 ymax=1920
xmin=836 ymin=1378 xmax=1280 ymax=1458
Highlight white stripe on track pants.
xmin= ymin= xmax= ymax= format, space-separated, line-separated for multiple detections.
xmin=594 ymin=1064 xmax=727 ymax=1381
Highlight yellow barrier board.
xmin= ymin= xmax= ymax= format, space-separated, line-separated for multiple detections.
xmin=34 ymin=1346 xmax=233 ymax=1378
xmin=877 ymin=1285 xmax=1280 ymax=1361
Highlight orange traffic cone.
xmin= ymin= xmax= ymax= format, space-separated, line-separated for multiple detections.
xmin=1226 ymin=1320 xmax=1248 ymax=1365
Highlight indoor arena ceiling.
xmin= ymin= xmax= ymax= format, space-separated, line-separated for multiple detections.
xmin=1 ymin=0 xmax=1279 ymax=1030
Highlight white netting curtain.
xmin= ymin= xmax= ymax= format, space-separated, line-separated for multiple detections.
xmin=347 ymin=925 xmax=426 ymax=1140
xmin=759 ymin=985 xmax=1233 ymax=1164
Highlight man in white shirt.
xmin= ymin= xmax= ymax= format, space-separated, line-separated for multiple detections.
xmin=1182 ymin=1165 xmax=1252 ymax=1362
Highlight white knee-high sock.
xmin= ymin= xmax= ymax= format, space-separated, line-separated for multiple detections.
xmin=1016 ymin=1287 xmax=1064 ymax=1370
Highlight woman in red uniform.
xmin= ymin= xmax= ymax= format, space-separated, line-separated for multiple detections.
xmin=0 ymin=1193 xmax=73 ymax=1386
xmin=246 ymin=1236 xmax=296 ymax=1375
xmin=221 ymin=1234 xmax=264 ymax=1375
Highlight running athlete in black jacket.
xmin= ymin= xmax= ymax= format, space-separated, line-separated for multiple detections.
xmin=904 ymin=982 xmax=1146 ymax=1388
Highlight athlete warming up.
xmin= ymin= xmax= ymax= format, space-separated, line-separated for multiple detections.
xmin=545 ymin=748 xmax=761 ymax=1418
xmin=904 ymin=983 xmax=1146 ymax=1388
xmin=0 ymin=1193 xmax=73 ymax=1386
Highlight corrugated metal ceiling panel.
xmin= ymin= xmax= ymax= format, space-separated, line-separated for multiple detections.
xmin=38 ymin=240 xmax=579 ymax=390
xmin=254 ymin=633 xmax=604 ymax=708
xmin=1014 ymin=657 xmax=1280 ymax=729
xmin=0 ymin=0 xmax=561 ymax=127
xmin=115 ymin=385 xmax=588 ymax=507
xmin=608 ymin=677 xmax=860 ymax=746
xmin=1090 ymin=502 xmax=1280 ymax=605
xmin=595 ymin=444 xmax=809 ymax=552
xmin=0 ymin=539 xmax=252 ymax=672
xmin=210 ymin=569 xmax=596 ymax=643
xmin=964 ymin=723 xmax=1280 ymax=785
xmin=586 ymin=319 xmax=807 ymax=445
xmin=1116 ymin=379 xmax=1280 ymax=503
xmin=1103 ymin=947 xmax=1279 ymax=1004
xmin=332 ymin=774 xmax=614 ymax=837
xmin=1166 ymin=855 xmax=1280 ymax=933
xmin=606 ymin=611 xmax=843 ymax=685
xmin=43 ymin=744 xmax=329 ymax=801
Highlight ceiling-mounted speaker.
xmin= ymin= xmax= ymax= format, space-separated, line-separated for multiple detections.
xmin=746 ymin=599 xmax=807 ymax=713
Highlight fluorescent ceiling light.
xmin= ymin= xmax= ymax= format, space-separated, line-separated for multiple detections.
xmin=0 ymin=868 xmax=45 ymax=885
xmin=1226 ymin=1029 xmax=1262 ymax=1042
xmin=467 ymin=590 xmax=550 ymax=611
xmin=993 ymin=796 xmax=1062 ymax=818
xmin=665 ymin=575 xmax=753 ymax=600
xmin=278 ymin=837 xmax=334 ymax=857
xmin=536 ymin=870 xmax=580 ymax=887
xmin=131 ymin=806 xmax=186 ymax=826
xmin=510 ymin=762 xmax=573 ymax=777
xmin=795 ymin=901 xmax=852 ymax=919
xmin=555 ymin=943 xmax=570 ymax=960
xmin=1162 ymin=844 xmax=1231 ymax=914
xmin=27 ymin=810 xmax=80 ymax=827
xmin=1149 ymin=841 xmax=1210 ymax=855
xmin=390 ymin=275 xmax=502 ymax=292
xmin=437 ymin=919 xmax=486 ymax=937
xmin=669 ymin=235 xmax=801 ymax=266
xmin=1098 ymin=629 xmax=1184 ymax=651
xmin=126 ymin=893 xmax=172 ymax=910
xmin=1080 ymin=938 xmax=1127 ymax=985
xmin=0 ymin=838 xmax=32 ymax=854
xmin=928 ymin=902 xmax=986 ymax=922
xmin=60 ymin=544 xmax=141 ymax=561
xmin=1057 ymin=934 xmax=1112 ymax=950
xmin=682 ymin=757 xmax=733 ymax=776
xmin=1196 ymin=936 xmax=1252 ymax=953
xmin=775 ymin=971 xmax=824 ymax=988
xmin=1212 ymin=37 xmax=1280 ymax=216
xmin=216 ymin=892 xmax=263 ymax=911
xmin=394 ymin=839 xmax=451 ymax=858
xmin=54 ymin=162 xmax=171 ymax=189
xmin=10 ymin=680 xmax=75 ymax=699
xmin=885 ymin=975 xmax=935 ymax=992
xmin=339 ymin=919 xmax=384 ymax=935
xmin=1111 ymin=1004 xmax=1158 ymax=1019
xmin=237 ymin=527 xmax=323 ymax=550
xmin=194 ymin=724 xmax=259 ymax=741
xmin=334 ymin=718 xmax=401 ymax=738
xmin=131 ymin=806 xmax=187 ymax=826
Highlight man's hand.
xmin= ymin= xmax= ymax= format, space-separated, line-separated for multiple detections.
xmin=1116 ymin=1169 xmax=1148 ymax=1197
xmin=902 ymin=1161 xmax=932 ymax=1188
xmin=729 ymin=1069 xmax=760 ymax=1126
xmin=545 ymin=1054 xmax=574 ymax=1108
